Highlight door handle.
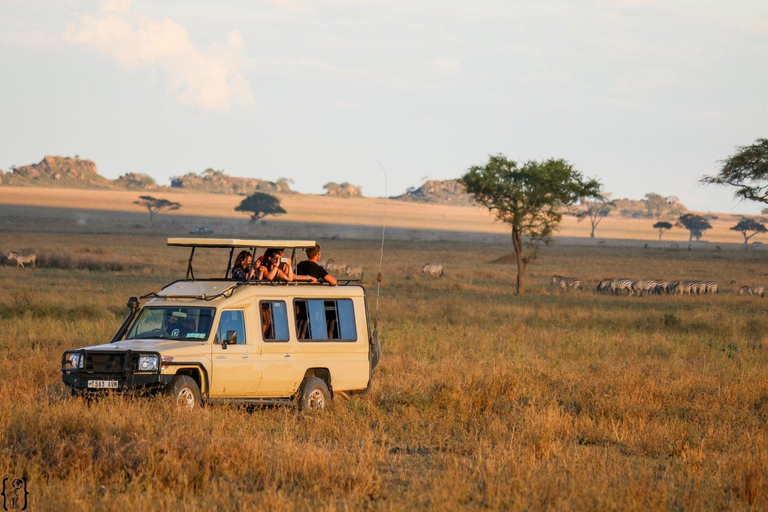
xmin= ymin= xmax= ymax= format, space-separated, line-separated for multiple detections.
xmin=284 ymin=354 xmax=291 ymax=358
xmin=241 ymin=354 xmax=249 ymax=358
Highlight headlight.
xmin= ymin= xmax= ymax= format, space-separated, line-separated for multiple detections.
xmin=138 ymin=356 xmax=159 ymax=372
xmin=68 ymin=353 xmax=84 ymax=369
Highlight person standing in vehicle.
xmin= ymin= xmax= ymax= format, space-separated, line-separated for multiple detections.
xmin=297 ymin=244 xmax=337 ymax=285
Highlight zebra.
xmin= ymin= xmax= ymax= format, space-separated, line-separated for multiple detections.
xmin=654 ymin=280 xmax=670 ymax=295
xmin=739 ymin=285 xmax=765 ymax=297
xmin=704 ymin=281 xmax=719 ymax=294
xmin=596 ymin=279 xmax=612 ymax=294
xmin=345 ymin=265 xmax=364 ymax=278
xmin=610 ymin=278 xmax=633 ymax=296
xmin=552 ymin=275 xmax=581 ymax=291
xmin=632 ymin=279 xmax=659 ymax=296
xmin=679 ymin=281 xmax=705 ymax=296
xmin=7 ymin=252 xmax=37 ymax=269
xmin=422 ymin=264 xmax=444 ymax=277
xmin=324 ymin=259 xmax=345 ymax=273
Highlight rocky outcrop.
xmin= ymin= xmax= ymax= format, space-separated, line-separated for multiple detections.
xmin=170 ymin=169 xmax=293 ymax=195
xmin=395 ymin=179 xmax=474 ymax=206
xmin=323 ymin=182 xmax=363 ymax=198
xmin=2 ymin=156 xmax=111 ymax=188
xmin=114 ymin=173 xmax=160 ymax=190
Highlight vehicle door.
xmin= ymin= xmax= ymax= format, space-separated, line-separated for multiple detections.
xmin=210 ymin=309 xmax=261 ymax=397
xmin=255 ymin=300 xmax=304 ymax=397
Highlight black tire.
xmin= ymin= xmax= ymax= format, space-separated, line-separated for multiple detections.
xmin=165 ymin=375 xmax=201 ymax=410
xmin=298 ymin=377 xmax=331 ymax=411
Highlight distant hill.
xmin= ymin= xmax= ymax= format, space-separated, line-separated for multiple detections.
xmin=114 ymin=173 xmax=163 ymax=191
xmin=323 ymin=182 xmax=362 ymax=198
xmin=170 ymin=169 xmax=293 ymax=195
xmin=580 ymin=194 xmax=688 ymax=220
xmin=394 ymin=179 xmax=475 ymax=206
xmin=0 ymin=158 xmax=293 ymax=195
xmin=0 ymin=156 xmax=112 ymax=189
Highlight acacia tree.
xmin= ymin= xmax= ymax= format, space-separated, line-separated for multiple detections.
xmin=731 ymin=217 xmax=767 ymax=248
xmin=701 ymin=138 xmax=768 ymax=206
xmin=134 ymin=195 xmax=181 ymax=221
xmin=460 ymin=154 xmax=601 ymax=294
xmin=653 ymin=221 xmax=673 ymax=241
xmin=577 ymin=192 xmax=615 ymax=238
xmin=677 ymin=213 xmax=712 ymax=242
xmin=235 ymin=192 xmax=286 ymax=223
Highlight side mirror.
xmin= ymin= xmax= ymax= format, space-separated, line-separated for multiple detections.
xmin=226 ymin=330 xmax=237 ymax=346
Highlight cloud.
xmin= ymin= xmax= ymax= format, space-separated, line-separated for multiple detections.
xmin=64 ymin=3 xmax=255 ymax=112
xmin=99 ymin=0 xmax=132 ymax=13
xmin=697 ymin=110 xmax=722 ymax=120
xmin=522 ymin=72 xmax=571 ymax=83
xmin=431 ymin=58 xmax=460 ymax=73
xmin=333 ymin=100 xmax=360 ymax=109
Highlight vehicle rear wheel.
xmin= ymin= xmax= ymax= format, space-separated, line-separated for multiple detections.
xmin=298 ymin=377 xmax=331 ymax=411
xmin=165 ymin=375 xmax=201 ymax=410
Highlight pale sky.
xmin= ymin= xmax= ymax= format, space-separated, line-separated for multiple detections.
xmin=1 ymin=0 xmax=767 ymax=214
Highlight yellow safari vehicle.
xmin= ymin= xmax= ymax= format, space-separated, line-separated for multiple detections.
xmin=61 ymin=239 xmax=382 ymax=410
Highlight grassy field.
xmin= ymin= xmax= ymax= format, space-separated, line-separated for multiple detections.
xmin=0 ymin=186 xmax=760 ymax=245
xmin=0 ymin=212 xmax=767 ymax=510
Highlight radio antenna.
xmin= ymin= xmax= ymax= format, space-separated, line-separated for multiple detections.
xmin=374 ymin=162 xmax=388 ymax=320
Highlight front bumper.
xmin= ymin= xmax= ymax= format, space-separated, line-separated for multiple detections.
xmin=61 ymin=349 xmax=173 ymax=393
xmin=62 ymin=372 xmax=174 ymax=393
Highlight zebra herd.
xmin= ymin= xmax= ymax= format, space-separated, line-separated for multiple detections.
xmin=555 ymin=275 xmax=763 ymax=297
xmin=596 ymin=278 xmax=719 ymax=296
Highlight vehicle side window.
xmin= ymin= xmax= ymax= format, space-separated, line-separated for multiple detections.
xmin=337 ymin=299 xmax=357 ymax=340
xmin=294 ymin=299 xmax=357 ymax=342
xmin=216 ymin=310 xmax=246 ymax=345
xmin=260 ymin=301 xmax=289 ymax=342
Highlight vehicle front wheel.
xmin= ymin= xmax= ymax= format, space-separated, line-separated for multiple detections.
xmin=298 ymin=377 xmax=331 ymax=411
xmin=165 ymin=375 xmax=201 ymax=410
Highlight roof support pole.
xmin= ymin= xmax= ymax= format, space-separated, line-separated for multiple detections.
xmin=224 ymin=247 xmax=235 ymax=279
xmin=186 ymin=247 xmax=196 ymax=280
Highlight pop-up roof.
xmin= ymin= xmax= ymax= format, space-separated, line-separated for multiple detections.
xmin=167 ymin=238 xmax=316 ymax=249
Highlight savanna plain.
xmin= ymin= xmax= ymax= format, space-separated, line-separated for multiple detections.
xmin=0 ymin=209 xmax=767 ymax=511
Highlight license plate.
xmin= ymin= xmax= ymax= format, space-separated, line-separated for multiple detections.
xmin=87 ymin=380 xmax=119 ymax=389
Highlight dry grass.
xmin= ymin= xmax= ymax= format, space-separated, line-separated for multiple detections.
xmin=0 ymin=225 xmax=767 ymax=510
xmin=0 ymin=186 xmax=760 ymax=244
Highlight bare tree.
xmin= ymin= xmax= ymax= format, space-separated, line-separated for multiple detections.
xmin=134 ymin=196 xmax=181 ymax=221
xmin=577 ymin=193 xmax=615 ymax=238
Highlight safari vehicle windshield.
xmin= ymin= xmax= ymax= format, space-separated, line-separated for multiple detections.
xmin=126 ymin=307 xmax=216 ymax=341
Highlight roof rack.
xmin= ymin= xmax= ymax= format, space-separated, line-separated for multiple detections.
xmin=168 ymin=238 xmax=315 ymax=249
xmin=167 ymin=238 xmax=317 ymax=280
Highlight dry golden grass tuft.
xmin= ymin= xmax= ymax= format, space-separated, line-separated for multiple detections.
xmin=0 ymin=229 xmax=766 ymax=510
